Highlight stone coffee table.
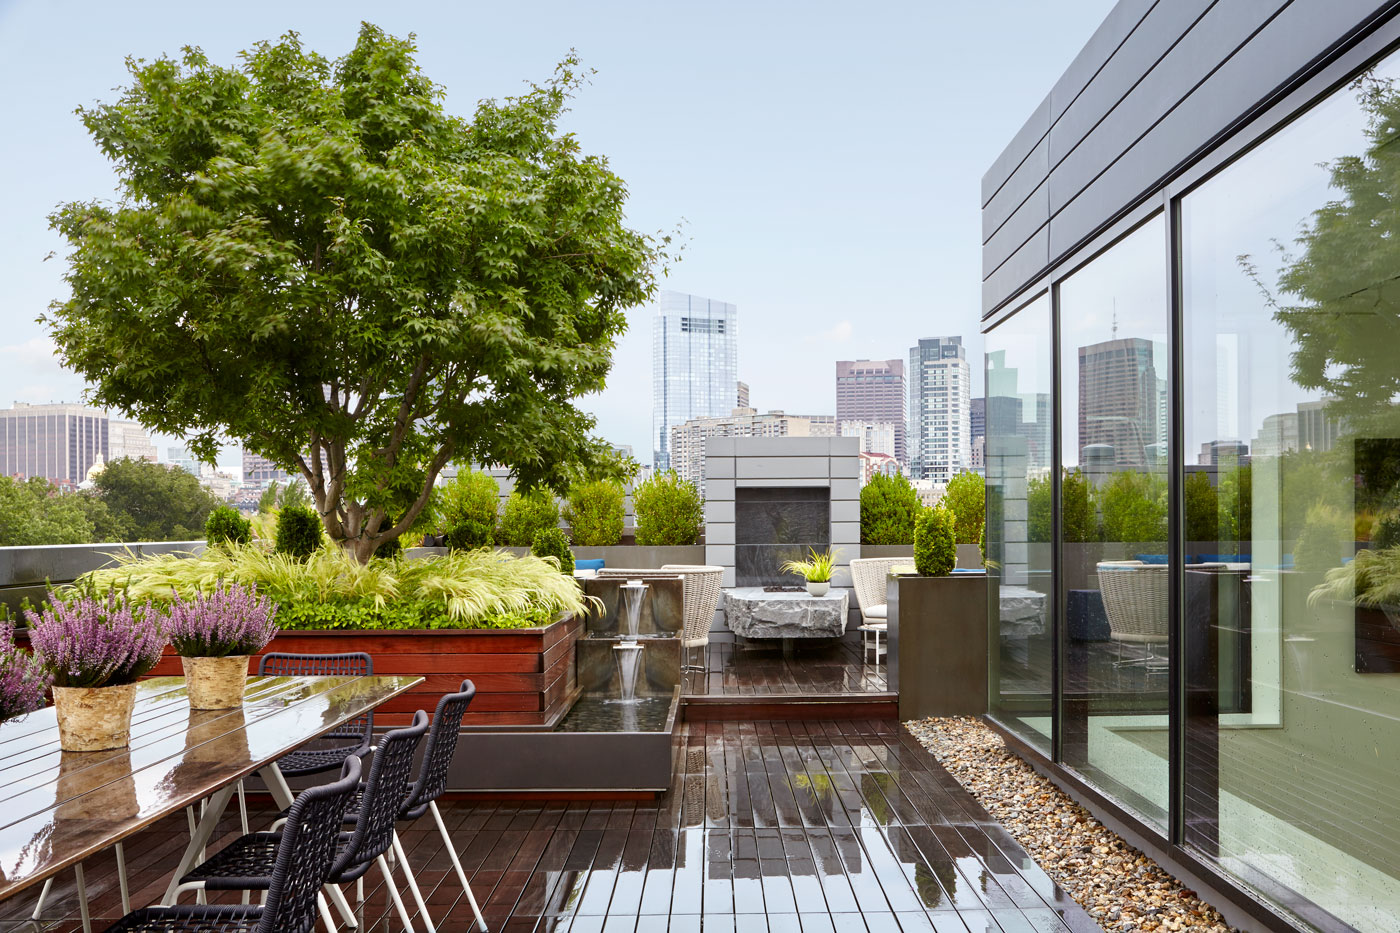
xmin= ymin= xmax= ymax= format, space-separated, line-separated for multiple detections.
xmin=724 ymin=586 xmax=850 ymax=657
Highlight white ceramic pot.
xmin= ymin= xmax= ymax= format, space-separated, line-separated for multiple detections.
xmin=806 ymin=581 xmax=831 ymax=597
xmin=53 ymin=683 xmax=137 ymax=752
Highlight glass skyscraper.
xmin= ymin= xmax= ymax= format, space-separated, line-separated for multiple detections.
xmin=651 ymin=290 xmax=738 ymax=471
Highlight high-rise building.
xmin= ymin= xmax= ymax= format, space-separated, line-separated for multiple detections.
xmin=168 ymin=446 xmax=200 ymax=476
xmin=668 ymin=409 xmax=835 ymax=486
xmin=242 ymin=450 xmax=288 ymax=486
xmin=736 ymin=381 xmax=750 ymax=410
xmin=835 ymin=359 xmax=906 ymax=464
xmin=1077 ymin=337 xmax=1166 ymax=469
xmin=0 ymin=402 xmax=108 ymax=485
xmin=908 ymin=337 xmax=971 ymax=482
xmin=652 ymin=290 xmax=738 ymax=471
xmin=109 ymin=420 xmax=158 ymax=463
xmin=839 ymin=421 xmax=898 ymax=460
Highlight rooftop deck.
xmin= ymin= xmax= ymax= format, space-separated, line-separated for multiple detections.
xmin=5 ymin=718 xmax=1097 ymax=933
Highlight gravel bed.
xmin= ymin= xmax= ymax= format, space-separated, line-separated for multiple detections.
xmin=905 ymin=716 xmax=1241 ymax=933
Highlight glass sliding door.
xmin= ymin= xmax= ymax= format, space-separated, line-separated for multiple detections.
xmin=1056 ymin=215 xmax=1171 ymax=830
xmin=1180 ymin=54 xmax=1400 ymax=933
xmin=985 ymin=293 xmax=1053 ymax=752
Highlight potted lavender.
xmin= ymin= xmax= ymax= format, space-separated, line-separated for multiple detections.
xmin=28 ymin=593 xmax=166 ymax=751
xmin=167 ymin=583 xmax=277 ymax=709
xmin=0 ymin=619 xmax=50 ymax=724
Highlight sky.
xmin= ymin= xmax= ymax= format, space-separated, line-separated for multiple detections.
xmin=0 ymin=0 xmax=1117 ymax=471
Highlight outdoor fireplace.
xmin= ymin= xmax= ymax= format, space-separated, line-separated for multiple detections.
xmin=735 ymin=486 xmax=831 ymax=587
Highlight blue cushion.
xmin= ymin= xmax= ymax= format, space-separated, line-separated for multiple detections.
xmin=1133 ymin=554 xmax=1169 ymax=564
xmin=951 ymin=568 xmax=986 ymax=574
xmin=574 ymin=558 xmax=605 ymax=571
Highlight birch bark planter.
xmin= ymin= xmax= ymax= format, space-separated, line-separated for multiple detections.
xmin=182 ymin=655 xmax=250 ymax=709
xmin=52 ymin=683 xmax=137 ymax=751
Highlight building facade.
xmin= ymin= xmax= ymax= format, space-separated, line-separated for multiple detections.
xmin=838 ymin=420 xmax=898 ymax=461
xmin=835 ymin=359 xmax=906 ymax=464
xmin=241 ymin=450 xmax=288 ymax=487
xmin=908 ymin=337 xmax=971 ymax=483
xmin=108 ymin=420 xmax=157 ymax=463
xmin=651 ymin=290 xmax=738 ymax=471
xmin=981 ymin=4 xmax=1400 ymax=931
xmin=668 ymin=409 xmax=835 ymax=487
xmin=0 ymin=402 xmax=108 ymax=485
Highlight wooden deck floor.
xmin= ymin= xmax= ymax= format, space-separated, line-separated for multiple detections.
xmin=682 ymin=634 xmax=889 ymax=697
xmin=3 ymin=720 xmax=1098 ymax=933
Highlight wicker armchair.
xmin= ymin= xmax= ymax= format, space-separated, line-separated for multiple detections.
xmin=659 ymin=564 xmax=725 ymax=673
xmin=1096 ymin=561 xmax=1168 ymax=670
xmin=850 ymin=557 xmax=909 ymax=662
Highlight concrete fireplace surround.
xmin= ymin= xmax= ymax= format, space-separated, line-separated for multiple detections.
xmin=702 ymin=436 xmax=861 ymax=598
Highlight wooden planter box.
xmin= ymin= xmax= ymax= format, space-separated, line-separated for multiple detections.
xmin=147 ymin=615 xmax=583 ymax=728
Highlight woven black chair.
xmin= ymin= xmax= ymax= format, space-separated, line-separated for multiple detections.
xmin=259 ymin=652 xmax=376 ymax=778
xmin=389 ymin=680 xmax=486 ymax=933
xmin=103 ymin=756 xmax=362 ymax=933
xmin=171 ymin=710 xmax=430 ymax=932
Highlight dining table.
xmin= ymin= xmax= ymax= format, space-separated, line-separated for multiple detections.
xmin=0 ymin=672 xmax=424 ymax=927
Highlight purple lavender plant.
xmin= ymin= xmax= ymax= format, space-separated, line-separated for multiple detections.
xmin=27 ymin=593 xmax=167 ymax=689
xmin=0 ymin=620 xmax=50 ymax=722
xmin=166 ymin=583 xmax=278 ymax=658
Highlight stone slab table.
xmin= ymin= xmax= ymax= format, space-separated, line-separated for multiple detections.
xmin=724 ymin=587 xmax=850 ymax=657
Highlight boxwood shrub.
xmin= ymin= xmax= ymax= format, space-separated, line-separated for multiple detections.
xmin=531 ymin=527 xmax=575 ymax=575
xmin=633 ymin=470 xmax=702 ymax=546
xmin=205 ymin=505 xmax=252 ymax=546
xmin=499 ymin=489 xmax=561 ymax=547
xmin=274 ymin=506 xmax=323 ymax=559
xmin=913 ymin=505 xmax=956 ymax=577
xmin=861 ymin=473 xmax=918 ymax=545
xmin=564 ymin=479 xmax=625 ymax=546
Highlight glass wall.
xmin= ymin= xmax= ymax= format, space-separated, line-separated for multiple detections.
xmin=1056 ymin=215 xmax=1171 ymax=830
xmin=986 ymin=293 xmax=1053 ymax=753
xmin=1180 ymin=57 xmax=1400 ymax=932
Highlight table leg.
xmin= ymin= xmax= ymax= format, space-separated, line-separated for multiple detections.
xmin=256 ymin=762 xmax=295 ymax=809
xmin=161 ymin=784 xmax=236 ymax=905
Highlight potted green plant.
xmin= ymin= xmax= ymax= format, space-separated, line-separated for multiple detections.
xmin=28 ymin=593 xmax=166 ymax=751
xmin=781 ymin=548 xmax=838 ymax=596
xmin=167 ymin=583 xmax=279 ymax=709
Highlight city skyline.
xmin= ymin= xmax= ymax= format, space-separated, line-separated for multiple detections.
xmin=651 ymin=289 xmax=738 ymax=471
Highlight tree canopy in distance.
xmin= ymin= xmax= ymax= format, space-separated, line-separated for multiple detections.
xmin=46 ymin=24 xmax=673 ymax=561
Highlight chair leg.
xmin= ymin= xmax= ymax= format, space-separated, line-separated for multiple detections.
xmin=430 ymin=800 xmax=487 ymax=931
xmin=377 ymin=855 xmax=416 ymax=933
xmin=392 ymin=830 xmax=436 ymax=932
xmin=317 ymin=892 xmax=338 ymax=933
xmin=325 ymin=883 xmax=359 ymax=929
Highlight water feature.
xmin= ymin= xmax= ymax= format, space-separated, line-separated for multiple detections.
xmin=611 ymin=580 xmax=649 ymax=703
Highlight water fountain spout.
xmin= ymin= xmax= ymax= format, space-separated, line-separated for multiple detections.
xmin=612 ymin=581 xmax=650 ymax=704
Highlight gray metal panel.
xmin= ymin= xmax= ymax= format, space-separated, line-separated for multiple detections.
xmin=983 ymin=137 xmax=1048 ymax=243
xmin=983 ymin=180 xmax=1050 ymax=278
xmin=1048 ymin=0 xmax=1161 ymax=121
xmin=1047 ymin=0 xmax=1291 ymax=218
xmin=982 ymin=226 xmax=1050 ymax=316
xmin=1048 ymin=0 xmax=1217 ymax=165
xmin=980 ymin=95 xmax=1051 ymax=207
xmin=1048 ymin=0 xmax=1387 ymax=260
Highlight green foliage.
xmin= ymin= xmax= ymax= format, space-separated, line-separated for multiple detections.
xmin=1095 ymin=471 xmax=1167 ymax=544
xmin=942 ymin=471 xmax=985 ymax=544
xmin=45 ymin=28 xmax=669 ymax=561
xmin=79 ymin=544 xmax=594 ymax=630
xmin=563 ymin=479 xmax=625 ymax=546
xmin=438 ymin=470 xmax=500 ymax=538
xmin=1026 ymin=469 xmax=1097 ymax=544
xmin=531 ymin=527 xmax=574 ymax=574
xmin=913 ymin=506 xmax=957 ymax=577
xmin=632 ymin=471 xmax=702 ymax=546
xmin=500 ymin=489 xmax=561 ymax=547
xmin=275 ymin=506 xmax=324 ymax=559
xmin=1027 ymin=475 xmax=1051 ymax=543
xmin=445 ymin=520 xmax=493 ymax=551
xmin=205 ymin=506 xmax=252 ymax=546
xmin=95 ymin=457 xmax=222 ymax=541
xmin=1311 ymin=545 xmax=1400 ymax=608
xmin=780 ymin=548 xmax=836 ymax=583
xmin=0 ymin=476 xmax=96 ymax=545
xmin=256 ymin=483 xmax=280 ymax=514
xmin=279 ymin=480 xmax=311 ymax=512
xmin=1294 ymin=503 xmax=1351 ymax=572
xmin=1218 ymin=464 xmax=1252 ymax=543
xmin=860 ymin=473 xmax=918 ymax=545
xmin=1183 ymin=471 xmax=1219 ymax=543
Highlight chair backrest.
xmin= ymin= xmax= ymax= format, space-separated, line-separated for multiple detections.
xmin=333 ymin=709 xmax=429 ymax=878
xmin=258 ymin=756 xmax=363 ymax=933
xmin=849 ymin=558 xmax=909 ymax=611
xmin=260 ymin=652 xmax=374 ymax=746
xmin=401 ymin=680 xmax=476 ymax=818
xmin=659 ymin=565 xmax=725 ymax=643
xmin=1096 ymin=561 xmax=1169 ymax=639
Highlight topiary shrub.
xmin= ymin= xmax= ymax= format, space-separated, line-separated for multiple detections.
xmin=446 ymin=519 xmax=493 ymax=551
xmin=564 ymin=479 xmax=625 ymax=546
xmin=499 ymin=489 xmax=561 ymax=547
xmin=942 ymin=471 xmax=985 ymax=544
xmin=205 ymin=505 xmax=252 ymax=547
xmin=438 ymin=469 xmax=500 ymax=539
xmin=913 ymin=506 xmax=956 ymax=577
xmin=633 ymin=470 xmax=703 ymax=546
xmin=274 ymin=505 xmax=323 ymax=559
xmin=860 ymin=473 xmax=919 ymax=545
xmin=531 ymin=527 xmax=574 ymax=574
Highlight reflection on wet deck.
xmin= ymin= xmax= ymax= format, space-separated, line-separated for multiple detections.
xmin=3 ymin=720 xmax=1098 ymax=933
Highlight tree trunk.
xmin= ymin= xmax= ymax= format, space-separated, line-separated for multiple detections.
xmin=344 ymin=534 xmax=380 ymax=564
